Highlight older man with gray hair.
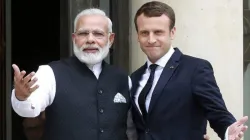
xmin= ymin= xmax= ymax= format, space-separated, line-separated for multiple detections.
xmin=11 ymin=8 xmax=137 ymax=140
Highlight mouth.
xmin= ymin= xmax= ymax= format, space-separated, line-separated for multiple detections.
xmin=146 ymin=46 xmax=158 ymax=49
xmin=146 ymin=45 xmax=158 ymax=47
xmin=83 ymin=47 xmax=99 ymax=53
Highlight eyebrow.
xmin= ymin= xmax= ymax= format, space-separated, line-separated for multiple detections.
xmin=141 ymin=30 xmax=147 ymax=32
xmin=77 ymin=28 xmax=105 ymax=32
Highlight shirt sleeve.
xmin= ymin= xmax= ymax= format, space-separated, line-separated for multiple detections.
xmin=128 ymin=76 xmax=132 ymax=90
xmin=11 ymin=65 xmax=56 ymax=117
xmin=224 ymin=127 xmax=229 ymax=140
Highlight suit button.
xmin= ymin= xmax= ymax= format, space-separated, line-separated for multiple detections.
xmin=98 ymin=90 xmax=103 ymax=94
xmin=100 ymin=128 xmax=104 ymax=133
xmin=99 ymin=108 xmax=104 ymax=113
xmin=145 ymin=129 xmax=150 ymax=134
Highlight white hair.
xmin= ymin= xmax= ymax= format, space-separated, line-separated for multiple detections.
xmin=73 ymin=8 xmax=113 ymax=33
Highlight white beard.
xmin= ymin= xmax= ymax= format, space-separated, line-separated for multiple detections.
xmin=73 ymin=41 xmax=110 ymax=65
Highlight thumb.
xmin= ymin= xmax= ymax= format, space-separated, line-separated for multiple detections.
xmin=12 ymin=64 xmax=20 ymax=74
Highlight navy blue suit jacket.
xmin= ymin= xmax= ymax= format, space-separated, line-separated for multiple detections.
xmin=130 ymin=48 xmax=236 ymax=140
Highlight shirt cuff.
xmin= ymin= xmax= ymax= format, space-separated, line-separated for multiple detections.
xmin=224 ymin=127 xmax=229 ymax=140
xmin=11 ymin=89 xmax=40 ymax=117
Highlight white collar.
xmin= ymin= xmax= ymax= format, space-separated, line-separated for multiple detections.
xmin=86 ymin=62 xmax=102 ymax=72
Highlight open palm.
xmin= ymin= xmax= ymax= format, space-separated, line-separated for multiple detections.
xmin=228 ymin=116 xmax=248 ymax=140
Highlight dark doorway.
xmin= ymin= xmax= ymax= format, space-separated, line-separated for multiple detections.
xmin=0 ymin=0 xmax=6 ymax=139
xmin=11 ymin=0 xmax=60 ymax=139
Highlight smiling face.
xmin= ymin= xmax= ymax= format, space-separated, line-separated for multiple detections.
xmin=136 ymin=14 xmax=176 ymax=63
xmin=134 ymin=1 xmax=176 ymax=63
xmin=72 ymin=14 xmax=115 ymax=65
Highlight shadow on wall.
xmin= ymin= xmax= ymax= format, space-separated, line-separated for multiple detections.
xmin=243 ymin=6 xmax=250 ymax=140
xmin=244 ymin=10 xmax=250 ymax=72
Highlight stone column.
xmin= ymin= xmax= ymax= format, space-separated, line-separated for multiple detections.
xmin=129 ymin=0 xmax=243 ymax=139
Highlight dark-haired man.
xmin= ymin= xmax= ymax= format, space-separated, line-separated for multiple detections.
xmin=130 ymin=1 xmax=248 ymax=140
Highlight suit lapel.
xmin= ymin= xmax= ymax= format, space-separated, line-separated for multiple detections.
xmin=99 ymin=61 xmax=109 ymax=78
xmin=131 ymin=63 xmax=147 ymax=123
xmin=147 ymin=48 xmax=182 ymax=114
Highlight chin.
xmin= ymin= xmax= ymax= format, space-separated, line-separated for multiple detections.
xmin=149 ymin=54 xmax=162 ymax=62
xmin=73 ymin=43 xmax=110 ymax=65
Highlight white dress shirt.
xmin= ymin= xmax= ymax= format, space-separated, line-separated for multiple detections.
xmin=11 ymin=62 xmax=132 ymax=118
xmin=134 ymin=47 xmax=175 ymax=113
xmin=134 ymin=46 xmax=229 ymax=140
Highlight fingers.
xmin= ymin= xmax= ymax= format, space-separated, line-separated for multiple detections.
xmin=234 ymin=132 xmax=244 ymax=140
xmin=235 ymin=126 xmax=247 ymax=140
xmin=27 ymin=77 xmax=38 ymax=88
xmin=23 ymin=75 xmax=37 ymax=91
xmin=19 ymin=71 xmax=26 ymax=82
xmin=23 ymin=72 xmax=35 ymax=84
xmin=239 ymin=125 xmax=248 ymax=136
xmin=238 ymin=131 xmax=244 ymax=138
xmin=231 ymin=124 xmax=248 ymax=140
xmin=242 ymin=125 xmax=248 ymax=132
xmin=236 ymin=116 xmax=248 ymax=126
xmin=29 ymin=85 xmax=39 ymax=93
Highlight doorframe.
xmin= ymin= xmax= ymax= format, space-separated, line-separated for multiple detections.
xmin=0 ymin=0 xmax=6 ymax=139
xmin=110 ymin=0 xmax=130 ymax=73
xmin=5 ymin=0 xmax=12 ymax=139
xmin=60 ymin=0 xmax=71 ymax=59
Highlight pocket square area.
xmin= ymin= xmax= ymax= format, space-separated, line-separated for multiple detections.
xmin=113 ymin=93 xmax=126 ymax=103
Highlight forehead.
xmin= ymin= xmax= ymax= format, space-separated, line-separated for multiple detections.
xmin=76 ymin=15 xmax=109 ymax=31
xmin=137 ymin=14 xmax=171 ymax=31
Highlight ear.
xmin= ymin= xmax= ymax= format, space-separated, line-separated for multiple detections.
xmin=170 ymin=27 xmax=176 ymax=40
xmin=72 ymin=33 xmax=76 ymax=43
xmin=109 ymin=33 xmax=115 ymax=46
xmin=137 ymin=33 xmax=140 ymax=42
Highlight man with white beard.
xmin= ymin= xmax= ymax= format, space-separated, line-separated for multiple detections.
xmin=11 ymin=8 xmax=137 ymax=140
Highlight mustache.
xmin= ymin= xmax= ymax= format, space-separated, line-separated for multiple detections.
xmin=79 ymin=44 xmax=100 ymax=51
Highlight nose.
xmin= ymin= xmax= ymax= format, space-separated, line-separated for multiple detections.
xmin=148 ymin=33 xmax=156 ymax=44
xmin=86 ymin=33 xmax=95 ymax=44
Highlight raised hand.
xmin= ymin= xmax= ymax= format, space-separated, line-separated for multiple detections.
xmin=12 ymin=64 xmax=39 ymax=100
xmin=228 ymin=116 xmax=248 ymax=140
